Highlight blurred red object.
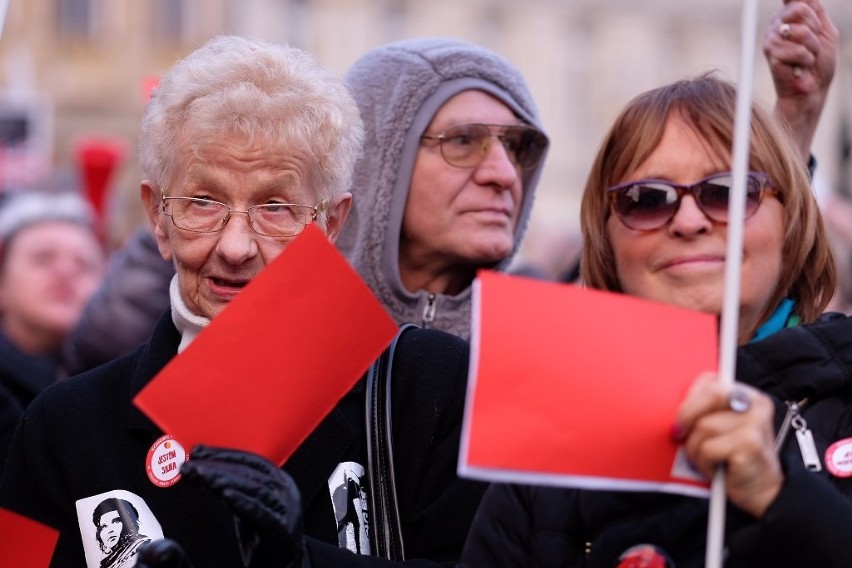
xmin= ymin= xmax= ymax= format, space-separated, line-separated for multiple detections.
xmin=141 ymin=75 xmax=160 ymax=104
xmin=74 ymin=137 xmax=126 ymax=240
xmin=0 ymin=507 xmax=59 ymax=567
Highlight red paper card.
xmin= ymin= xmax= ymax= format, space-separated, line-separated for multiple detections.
xmin=0 ymin=508 xmax=59 ymax=568
xmin=459 ymin=270 xmax=718 ymax=497
xmin=134 ymin=225 xmax=398 ymax=466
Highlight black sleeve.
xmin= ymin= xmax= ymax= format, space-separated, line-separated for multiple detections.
xmin=459 ymin=483 xmax=535 ymax=568
xmin=728 ymin=454 xmax=852 ymax=567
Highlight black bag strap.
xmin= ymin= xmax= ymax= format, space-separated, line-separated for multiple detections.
xmin=365 ymin=323 xmax=417 ymax=561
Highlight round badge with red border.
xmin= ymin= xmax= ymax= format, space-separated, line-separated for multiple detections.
xmin=146 ymin=434 xmax=188 ymax=488
xmin=825 ymin=438 xmax=852 ymax=478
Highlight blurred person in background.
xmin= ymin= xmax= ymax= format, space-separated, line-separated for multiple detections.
xmin=0 ymin=190 xmax=105 ymax=468
xmin=62 ymin=225 xmax=172 ymax=375
xmin=822 ymin=196 xmax=852 ymax=314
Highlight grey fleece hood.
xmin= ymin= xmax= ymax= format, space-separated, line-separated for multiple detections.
xmin=338 ymin=37 xmax=548 ymax=339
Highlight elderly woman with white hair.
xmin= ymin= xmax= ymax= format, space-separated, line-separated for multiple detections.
xmin=0 ymin=34 xmax=360 ymax=563
xmin=0 ymin=35 xmax=484 ymax=568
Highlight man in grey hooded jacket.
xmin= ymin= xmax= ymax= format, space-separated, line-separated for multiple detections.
xmin=337 ymin=37 xmax=549 ymax=340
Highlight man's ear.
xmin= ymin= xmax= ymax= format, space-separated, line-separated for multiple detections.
xmin=140 ymin=181 xmax=174 ymax=262
xmin=323 ymin=192 xmax=352 ymax=244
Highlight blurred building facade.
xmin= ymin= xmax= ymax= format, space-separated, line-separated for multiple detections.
xmin=1 ymin=0 xmax=850 ymax=258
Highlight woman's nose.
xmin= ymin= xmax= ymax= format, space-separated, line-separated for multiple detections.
xmin=667 ymin=194 xmax=712 ymax=236
xmin=215 ymin=211 xmax=260 ymax=263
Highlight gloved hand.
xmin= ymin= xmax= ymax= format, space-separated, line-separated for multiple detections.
xmin=180 ymin=445 xmax=306 ymax=568
xmin=136 ymin=538 xmax=194 ymax=568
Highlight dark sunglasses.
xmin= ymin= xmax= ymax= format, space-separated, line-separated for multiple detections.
xmin=420 ymin=123 xmax=548 ymax=170
xmin=606 ymin=171 xmax=777 ymax=231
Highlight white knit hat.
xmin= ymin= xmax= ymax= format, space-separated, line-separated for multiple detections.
xmin=0 ymin=191 xmax=95 ymax=243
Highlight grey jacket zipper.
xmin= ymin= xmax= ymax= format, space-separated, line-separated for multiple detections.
xmin=422 ymin=293 xmax=436 ymax=326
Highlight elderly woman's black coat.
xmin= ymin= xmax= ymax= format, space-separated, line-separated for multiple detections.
xmin=0 ymin=311 xmax=485 ymax=567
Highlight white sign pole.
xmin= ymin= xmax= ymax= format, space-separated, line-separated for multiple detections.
xmin=0 ymin=0 xmax=9 ymax=41
xmin=705 ymin=0 xmax=760 ymax=566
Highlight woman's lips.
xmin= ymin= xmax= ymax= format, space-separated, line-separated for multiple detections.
xmin=659 ymin=254 xmax=725 ymax=271
xmin=207 ymin=276 xmax=250 ymax=298
xmin=210 ymin=276 xmax=249 ymax=288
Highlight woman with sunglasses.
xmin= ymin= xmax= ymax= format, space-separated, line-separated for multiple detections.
xmin=338 ymin=37 xmax=549 ymax=340
xmin=460 ymin=73 xmax=852 ymax=567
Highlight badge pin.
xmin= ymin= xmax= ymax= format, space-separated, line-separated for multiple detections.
xmin=146 ymin=434 xmax=188 ymax=488
xmin=825 ymin=438 xmax=852 ymax=478
xmin=616 ymin=544 xmax=675 ymax=568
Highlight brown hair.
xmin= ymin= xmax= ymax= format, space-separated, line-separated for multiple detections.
xmin=580 ymin=73 xmax=835 ymax=325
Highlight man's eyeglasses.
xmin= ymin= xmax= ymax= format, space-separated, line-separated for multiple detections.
xmin=420 ymin=123 xmax=548 ymax=170
xmin=606 ymin=171 xmax=778 ymax=231
xmin=161 ymin=192 xmax=326 ymax=237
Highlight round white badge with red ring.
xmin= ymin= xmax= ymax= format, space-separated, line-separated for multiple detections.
xmin=825 ymin=438 xmax=852 ymax=478
xmin=146 ymin=434 xmax=188 ymax=487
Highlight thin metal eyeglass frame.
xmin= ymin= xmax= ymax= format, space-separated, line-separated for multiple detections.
xmin=420 ymin=122 xmax=548 ymax=170
xmin=160 ymin=190 xmax=327 ymax=237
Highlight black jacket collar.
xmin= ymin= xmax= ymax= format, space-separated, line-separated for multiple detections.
xmin=737 ymin=313 xmax=852 ymax=401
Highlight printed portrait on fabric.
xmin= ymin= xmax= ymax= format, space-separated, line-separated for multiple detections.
xmin=329 ymin=461 xmax=370 ymax=554
xmin=76 ymin=489 xmax=164 ymax=568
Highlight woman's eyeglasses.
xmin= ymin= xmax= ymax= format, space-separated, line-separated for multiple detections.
xmin=606 ymin=171 xmax=777 ymax=231
xmin=161 ymin=192 xmax=326 ymax=237
xmin=420 ymin=123 xmax=548 ymax=170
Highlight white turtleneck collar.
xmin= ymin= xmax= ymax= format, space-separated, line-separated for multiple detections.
xmin=169 ymin=275 xmax=211 ymax=353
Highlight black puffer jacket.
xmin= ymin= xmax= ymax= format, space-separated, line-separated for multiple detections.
xmin=460 ymin=313 xmax=852 ymax=568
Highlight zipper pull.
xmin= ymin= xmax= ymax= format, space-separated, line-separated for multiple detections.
xmin=792 ymin=413 xmax=822 ymax=472
xmin=422 ymin=293 xmax=436 ymax=326
xmin=773 ymin=400 xmax=800 ymax=452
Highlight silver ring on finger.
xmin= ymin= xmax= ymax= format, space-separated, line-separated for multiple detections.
xmin=728 ymin=387 xmax=752 ymax=413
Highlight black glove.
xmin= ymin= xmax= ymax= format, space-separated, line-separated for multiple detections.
xmin=180 ymin=445 xmax=305 ymax=568
xmin=136 ymin=538 xmax=194 ymax=568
